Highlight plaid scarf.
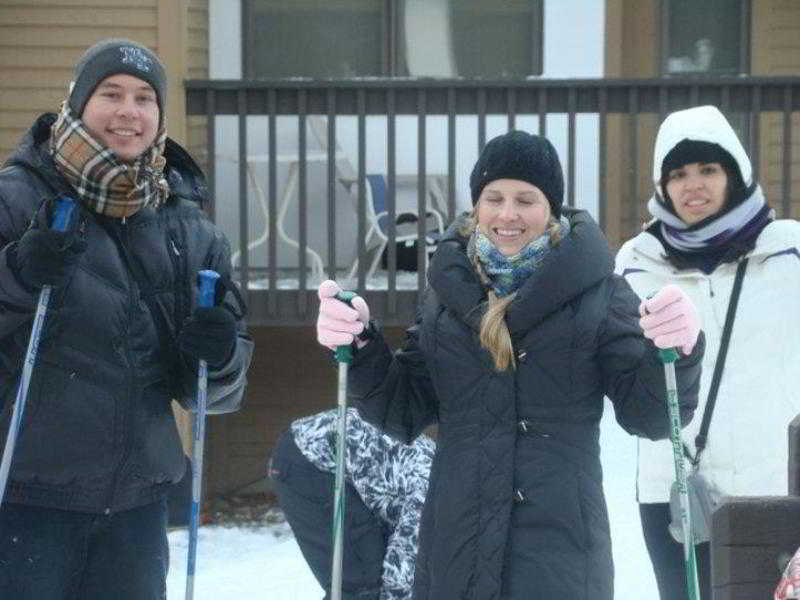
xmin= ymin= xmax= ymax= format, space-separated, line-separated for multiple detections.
xmin=49 ymin=102 xmax=169 ymax=218
xmin=468 ymin=216 xmax=570 ymax=298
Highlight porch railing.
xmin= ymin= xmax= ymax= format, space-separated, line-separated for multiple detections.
xmin=185 ymin=76 xmax=800 ymax=326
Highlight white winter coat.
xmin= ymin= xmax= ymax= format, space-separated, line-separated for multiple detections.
xmin=617 ymin=222 xmax=800 ymax=501
xmin=616 ymin=104 xmax=800 ymax=502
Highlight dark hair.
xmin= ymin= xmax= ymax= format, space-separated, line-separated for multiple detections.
xmin=659 ymin=139 xmax=748 ymax=212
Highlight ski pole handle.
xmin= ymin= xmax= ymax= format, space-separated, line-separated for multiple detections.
xmin=333 ymin=291 xmax=357 ymax=364
xmin=644 ymin=292 xmax=680 ymax=364
xmin=658 ymin=347 xmax=680 ymax=363
xmin=196 ymin=270 xmax=219 ymax=309
xmin=51 ymin=195 xmax=77 ymax=233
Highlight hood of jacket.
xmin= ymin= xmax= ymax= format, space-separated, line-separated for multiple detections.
xmin=2 ymin=112 xmax=208 ymax=207
xmin=427 ymin=207 xmax=613 ymax=338
xmin=651 ymin=105 xmax=753 ymax=194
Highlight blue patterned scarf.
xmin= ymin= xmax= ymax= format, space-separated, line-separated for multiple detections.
xmin=467 ymin=217 xmax=570 ymax=297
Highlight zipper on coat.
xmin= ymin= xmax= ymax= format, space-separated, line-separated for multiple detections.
xmin=167 ymin=228 xmax=189 ymax=333
xmin=517 ymin=419 xmax=552 ymax=438
xmin=102 ymin=218 xmax=140 ymax=514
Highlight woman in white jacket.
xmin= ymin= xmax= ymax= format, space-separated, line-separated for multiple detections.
xmin=616 ymin=104 xmax=800 ymax=599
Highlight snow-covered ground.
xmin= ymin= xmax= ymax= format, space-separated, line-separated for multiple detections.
xmin=166 ymin=399 xmax=656 ymax=599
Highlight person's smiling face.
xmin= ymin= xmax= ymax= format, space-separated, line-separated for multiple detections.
xmin=665 ymin=161 xmax=728 ymax=225
xmin=476 ymin=179 xmax=552 ymax=256
xmin=81 ymin=73 xmax=160 ymax=161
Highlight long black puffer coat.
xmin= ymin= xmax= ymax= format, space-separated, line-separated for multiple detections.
xmin=0 ymin=113 xmax=253 ymax=514
xmin=348 ymin=209 xmax=704 ymax=600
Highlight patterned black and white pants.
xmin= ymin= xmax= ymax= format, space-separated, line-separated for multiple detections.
xmin=270 ymin=430 xmax=388 ymax=600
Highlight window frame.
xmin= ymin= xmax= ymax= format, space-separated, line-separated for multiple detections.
xmin=659 ymin=0 xmax=751 ymax=77
xmin=241 ymin=0 xmax=542 ymax=79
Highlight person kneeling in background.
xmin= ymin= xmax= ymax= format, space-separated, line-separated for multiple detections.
xmin=269 ymin=408 xmax=434 ymax=600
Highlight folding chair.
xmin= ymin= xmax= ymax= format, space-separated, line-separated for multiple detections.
xmin=347 ymin=174 xmax=446 ymax=281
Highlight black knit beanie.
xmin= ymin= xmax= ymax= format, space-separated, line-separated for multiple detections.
xmin=68 ymin=39 xmax=167 ymax=121
xmin=660 ymin=139 xmax=747 ymax=207
xmin=470 ymin=130 xmax=564 ymax=217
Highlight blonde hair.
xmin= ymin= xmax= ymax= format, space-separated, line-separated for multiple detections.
xmin=462 ymin=213 xmax=564 ymax=371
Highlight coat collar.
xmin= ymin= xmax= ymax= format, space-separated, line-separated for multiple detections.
xmin=426 ymin=215 xmax=487 ymax=332
xmin=627 ymin=220 xmax=798 ymax=268
xmin=505 ymin=209 xmax=612 ymax=335
xmin=428 ymin=208 xmax=613 ymax=336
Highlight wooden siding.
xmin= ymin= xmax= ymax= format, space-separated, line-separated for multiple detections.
xmin=604 ymin=0 xmax=800 ymax=248
xmin=186 ymin=0 xmax=209 ymax=169
xmin=604 ymin=0 xmax=660 ymax=247
xmin=0 ymin=0 xmax=208 ymax=162
xmin=0 ymin=2 xmax=157 ymax=161
xmin=753 ymin=0 xmax=800 ymax=216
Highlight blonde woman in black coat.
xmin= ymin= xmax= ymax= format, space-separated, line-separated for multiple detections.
xmin=316 ymin=130 xmax=704 ymax=600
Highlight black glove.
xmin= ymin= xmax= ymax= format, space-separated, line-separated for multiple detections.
xmin=177 ymin=306 xmax=238 ymax=368
xmin=11 ymin=228 xmax=86 ymax=290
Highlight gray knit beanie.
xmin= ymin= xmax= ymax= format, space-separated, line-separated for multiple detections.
xmin=68 ymin=38 xmax=167 ymax=121
xmin=469 ymin=130 xmax=564 ymax=217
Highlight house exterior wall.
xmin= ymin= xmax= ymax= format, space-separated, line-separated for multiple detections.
xmin=1 ymin=0 xmax=157 ymax=161
xmin=604 ymin=0 xmax=800 ymax=250
xmin=186 ymin=0 xmax=210 ymax=169
xmin=752 ymin=0 xmax=800 ymax=215
xmin=0 ymin=0 xmax=202 ymax=161
xmin=604 ymin=0 xmax=659 ymax=248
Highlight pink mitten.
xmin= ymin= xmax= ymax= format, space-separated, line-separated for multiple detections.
xmin=639 ymin=284 xmax=700 ymax=355
xmin=316 ymin=280 xmax=371 ymax=350
xmin=775 ymin=545 xmax=800 ymax=599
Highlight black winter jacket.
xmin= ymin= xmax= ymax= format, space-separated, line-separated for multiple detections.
xmin=0 ymin=113 xmax=253 ymax=514
xmin=348 ymin=210 xmax=704 ymax=600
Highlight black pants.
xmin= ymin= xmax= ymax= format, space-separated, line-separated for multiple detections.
xmin=270 ymin=429 xmax=387 ymax=600
xmin=0 ymin=498 xmax=168 ymax=600
xmin=639 ymin=502 xmax=711 ymax=600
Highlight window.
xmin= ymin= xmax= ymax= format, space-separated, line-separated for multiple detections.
xmin=662 ymin=0 xmax=749 ymax=76
xmin=402 ymin=0 xmax=543 ymax=78
xmin=244 ymin=0 xmax=543 ymax=79
xmin=244 ymin=0 xmax=385 ymax=78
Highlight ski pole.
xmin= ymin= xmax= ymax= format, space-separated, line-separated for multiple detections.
xmin=0 ymin=195 xmax=76 ymax=507
xmin=185 ymin=269 xmax=220 ymax=600
xmin=659 ymin=346 xmax=701 ymax=600
xmin=330 ymin=290 xmax=356 ymax=600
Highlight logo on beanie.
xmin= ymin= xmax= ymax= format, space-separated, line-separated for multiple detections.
xmin=119 ymin=46 xmax=152 ymax=72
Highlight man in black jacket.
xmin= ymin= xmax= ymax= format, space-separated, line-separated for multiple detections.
xmin=0 ymin=39 xmax=253 ymax=599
